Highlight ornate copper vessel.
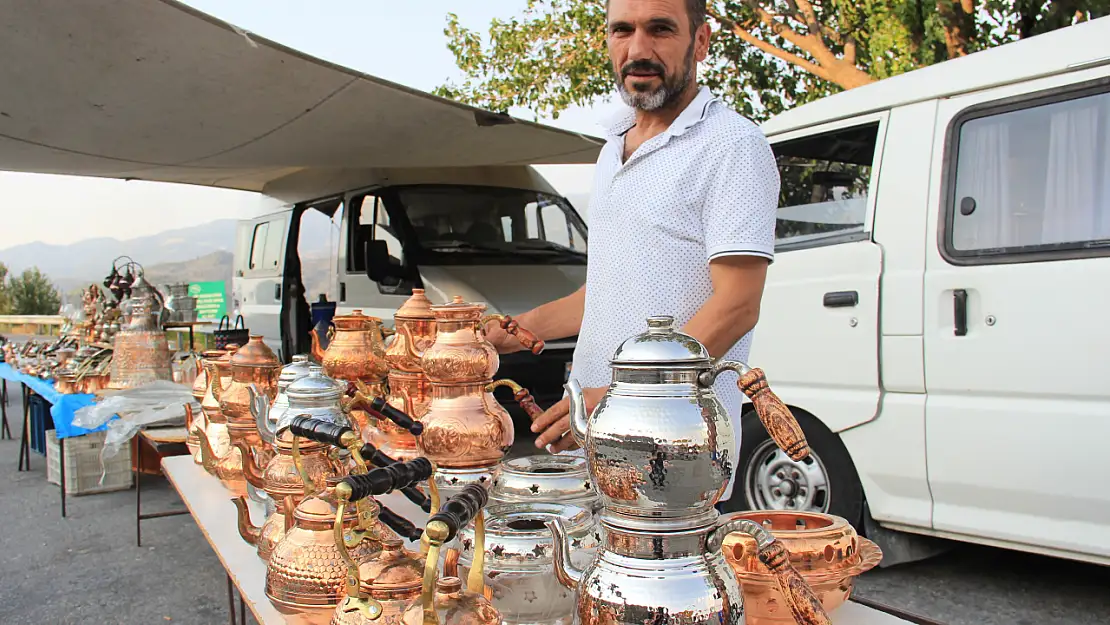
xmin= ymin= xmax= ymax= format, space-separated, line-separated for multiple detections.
xmin=374 ymin=289 xmax=437 ymax=462
xmin=198 ymin=346 xmax=247 ymax=494
xmin=722 ymin=511 xmax=882 ymax=624
xmin=310 ymin=309 xmax=391 ymax=385
xmin=233 ymin=428 xmax=342 ymax=560
xmin=418 ymin=297 xmax=543 ymax=493
xmin=386 ymin=289 xmax=437 ymax=374
xmin=330 ymin=536 xmax=425 ymax=625
xmin=107 ymin=274 xmax=173 ymax=390
xmin=188 ymin=349 xmax=227 ymax=463
xmin=265 ymin=476 xmax=383 ymax=621
xmin=216 ymin=335 xmax=282 ymax=482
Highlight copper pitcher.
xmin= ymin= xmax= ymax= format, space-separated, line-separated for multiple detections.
xmin=233 ymin=428 xmax=343 ymax=560
xmin=722 ymin=511 xmax=882 ymax=624
xmin=265 ymin=477 xmax=383 ymax=621
xmin=420 ymin=297 xmax=543 ymax=386
xmin=310 ymin=309 xmax=391 ymax=384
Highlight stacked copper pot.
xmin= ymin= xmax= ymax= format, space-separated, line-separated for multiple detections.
xmin=310 ymin=309 xmax=392 ymax=439
xmin=374 ymin=289 xmax=437 ymax=463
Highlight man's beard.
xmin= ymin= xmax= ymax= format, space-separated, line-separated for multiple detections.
xmin=615 ymin=42 xmax=695 ymax=112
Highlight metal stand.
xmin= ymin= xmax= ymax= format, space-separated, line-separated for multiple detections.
xmin=225 ymin=575 xmax=246 ymax=624
xmin=59 ymin=435 xmax=66 ymax=518
xmin=17 ymin=384 xmax=30 ymax=471
xmin=135 ymin=433 xmax=190 ymax=547
xmin=1 ymin=379 xmax=10 ymax=440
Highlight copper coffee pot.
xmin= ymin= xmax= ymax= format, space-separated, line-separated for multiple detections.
xmin=375 ymin=289 xmax=438 ymax=462
xmin=417 ymin=297 xmax=544 ymax=494
xmin=231 ymin=424 xmax=344 ymax=561
xmin=214 ymin=335 xmax=282 ymax=482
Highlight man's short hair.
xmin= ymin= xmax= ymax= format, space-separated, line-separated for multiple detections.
xmin=607 ymin=0 xmax=708 ymax=33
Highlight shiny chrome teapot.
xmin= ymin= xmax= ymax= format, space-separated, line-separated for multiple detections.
xmin=250 ymin=354 xmax=314 ymax=447
xmin=566 ymin=315 xmax=810 ymax=531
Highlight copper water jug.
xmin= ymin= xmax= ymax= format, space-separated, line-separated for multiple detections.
xmin=233 ymin=428 xmax=343 ymax=561
xmin=330 ymin=536 xmax=426 ymax=625
xmin=419 ymin=297 xmax=543 ymax=385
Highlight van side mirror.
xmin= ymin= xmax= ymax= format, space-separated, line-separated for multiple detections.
xmin=365 ymin=240 xmax=402 ymax=287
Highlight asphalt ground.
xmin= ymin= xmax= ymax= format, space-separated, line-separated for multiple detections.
xmin=1 ymin=385 xmax=1108 ymax=625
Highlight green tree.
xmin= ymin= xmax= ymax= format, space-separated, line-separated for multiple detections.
xmin=8 ymin=267 xmax=61 ymax=315
xmin=436 ymin=0 xmax=1107 ymax=122
xmin=0 ymin=262 xmax=10 ymax=314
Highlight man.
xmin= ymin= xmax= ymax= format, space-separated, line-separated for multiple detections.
xmin=486 ymin=0 xmax=779 ymax=504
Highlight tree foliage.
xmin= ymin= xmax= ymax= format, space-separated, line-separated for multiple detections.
xmin=436 ymin=0 xmax=1107 ymax=122
xmin=0 ymin=263 xmax=9 ymax=315
xmin=7 ymin=267 xmax=61 ymax=315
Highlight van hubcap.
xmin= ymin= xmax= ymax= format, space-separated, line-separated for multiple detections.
xmin=744 ymin=440 xmax=831 ymax=513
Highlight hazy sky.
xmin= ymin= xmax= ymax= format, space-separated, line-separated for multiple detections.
xmin=0 ymin=0 xmax=615 ymax=248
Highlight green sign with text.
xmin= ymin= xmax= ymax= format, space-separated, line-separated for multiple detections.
xmin=188 ymin=281 xmax=226 ymax=321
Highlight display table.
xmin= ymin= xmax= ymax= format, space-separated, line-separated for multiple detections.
xmin=162 ymin=456 xmax=927 ymax=625
xmin=136 ymin=427 xmax=191 ymax=547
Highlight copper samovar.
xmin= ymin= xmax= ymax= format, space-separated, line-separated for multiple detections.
xmin=196 ymin=346 xmax=248 ymax=495
xmin=188 ymin=349 xmax=228 ymax=463
xmin=417 ymin=296 xmax=544 ymax=495
xmin=107 ymin=273 xmax=173 ymax=390
xmin=376 ymin=289 xmax=437 ymax=462
xmin=549 ymin=316 xmax=833 ymax=625
xmin=214 ymin=335 xmax=282 ymax=488
xmin=311 ymin=309 xmax=393 ymax=439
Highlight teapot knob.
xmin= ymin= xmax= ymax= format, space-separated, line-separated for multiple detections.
xmin=646 ymin=316 xmax=674 ymax=334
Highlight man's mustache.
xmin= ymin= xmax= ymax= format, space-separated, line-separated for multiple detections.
xmin=621 ymin=59 xmax=666 ymax=78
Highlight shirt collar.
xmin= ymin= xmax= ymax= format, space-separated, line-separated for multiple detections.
xmin=603 ymin=85 xmax=719 ymax=139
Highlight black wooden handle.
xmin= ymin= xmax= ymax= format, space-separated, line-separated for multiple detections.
xmin=378 ymin=505 xmax=424 ymax=542
xmin=289 ymin=415 xmax=351 ymax=446
xmin=369 ymin=396 xmax=424 ymax=436
xmin=427 ymin=484 xmax=488 ymax=543
xmin=340 ymin=458 xmax=434 ymax=501
xmin=358 ymin=443 xmax=432 ymax=511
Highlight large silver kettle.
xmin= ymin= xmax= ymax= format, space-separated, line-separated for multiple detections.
xmin=566 ymin=315 xmax=810 ymax=531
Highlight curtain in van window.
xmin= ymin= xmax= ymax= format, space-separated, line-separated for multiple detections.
xmin=1041 ymin=96 xmax=1110 ymax=244
xmin=954 ymin=119 xmax=1012 ymax=250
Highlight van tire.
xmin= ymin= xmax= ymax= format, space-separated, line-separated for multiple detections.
xmin=722 ymin=409 xmax=864 ymax=529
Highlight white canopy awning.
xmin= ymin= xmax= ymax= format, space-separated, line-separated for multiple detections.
xmin=0 ymin=0 xmax=604 ymax=195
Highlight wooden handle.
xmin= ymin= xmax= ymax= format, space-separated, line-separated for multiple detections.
xmin=737 ymin=368 xmax=809 ymax=461
xmin=758 ymin=540 xmax=832 ymax=625
xmin=499 ymin=315 xmax=545 ymax=355
xmin=513 ymin=388 xmax=544 ymax=421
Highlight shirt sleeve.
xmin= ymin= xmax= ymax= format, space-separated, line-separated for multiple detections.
xmin=702 ymin=129 xmax=780 ymax=263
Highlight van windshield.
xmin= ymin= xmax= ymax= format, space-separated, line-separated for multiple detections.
xmin=392 ymin=185 xmax=588 ymax=265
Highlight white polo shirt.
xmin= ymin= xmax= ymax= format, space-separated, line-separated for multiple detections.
xmin=569 ymin=85 xmax=780 ymax=501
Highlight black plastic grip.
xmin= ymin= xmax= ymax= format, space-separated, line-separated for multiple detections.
xmin=369 ymin=396 xmax=424 ymax=436
xmin=400 ymin=486 xmax=432 ymax=512
xmin=358 ymin=443 xmax=398 ymax=468
xmin=378 ymin=505 xmax=424 ymax=542
xmin=427 ymin=484 xmax=488 ymax=542
xmin=288 ymin=415 xmax=352 ymax=447
xmin=340 ymin=458 xmax=435 ymax=502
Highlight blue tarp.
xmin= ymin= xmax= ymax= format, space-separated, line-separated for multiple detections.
xmin=0 ymin=362 xmax=112 ymax=438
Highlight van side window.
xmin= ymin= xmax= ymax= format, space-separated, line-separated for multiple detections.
xmin=348 ymin=195 xmax=385 ymax=273
xmin=772 ymin=122 xmax=878 ymax=250
xmin=248 ymin=220 xmax=284 ymax=271
xmin=947 ymin=88 xmax=1110 ymax=260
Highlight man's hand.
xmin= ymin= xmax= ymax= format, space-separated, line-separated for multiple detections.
xmin=483 ymin=322 xmax=524 ymax=355
xmin=531 ymin=386 xmax=607 ymax=453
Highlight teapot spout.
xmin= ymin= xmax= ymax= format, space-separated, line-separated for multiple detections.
xmin=309 ymin=327 xmax=325 ymax=363
xmin=249 ymin=383 xmax=275 ymax=445
xmin=230 ymin=496 xmax=261 ymax=545
xmin=564 ymin=379 xmax=588 ymax=447
xmin=545 ymin=518 xmax=583 ymax=590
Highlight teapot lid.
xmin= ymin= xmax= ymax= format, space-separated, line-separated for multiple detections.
xmin=230 ymin=335 xmax=280 ymax=368
xmin=610 ymin=316 xmax=710 ymax=366
xmin=359 ymin=536 xmax=424 ymax=594
xmin=285 ymin=366 xmax=343 ymax=401
xmin=394 ymin=289 xmax=435 ymax=320
xmin=278 ymin=354 xmax=313 ymax=387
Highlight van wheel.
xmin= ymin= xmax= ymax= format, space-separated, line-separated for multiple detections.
xmin=723 ymin=409 xmax=864 ymax=529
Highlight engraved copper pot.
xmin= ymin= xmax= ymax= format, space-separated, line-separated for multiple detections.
xmin=374 ymin=371 xmax=431 ymax=463
xmin=420 ymin=297 xmax=541 ymax=385
xmin=233 ymin=428 xmax=343 ymax=561
xmin=266 ymin=477 xmax=383 ymax=622
xmin=376 ymin=289 xmax=437 ymax=462
xmin=722 ymin=511 xmax=882 ymax=624
xmin=199 ymin=346 xmax=248 ymax=493
xmin=216 ymin=335 xmax=282 ymax=479
xmin=330 ymin=536 xmax=426 ymax=625
xmin=400 ymin=577 xmax=500 ymax=625
xmin=386 ymin=288 xmax=437 ymax=374
xmin=310 ymin=309 xmax=390 ymax=384
xmin=107 ymin=275 xmax=173 ymax=390
xmin=188 ymin=349 xmax=227 ymax=463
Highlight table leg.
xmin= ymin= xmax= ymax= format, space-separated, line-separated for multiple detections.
xmin=239 ymin=591 xmax=246 ymax=625
xmin=59 ymin=435 xmax=67 ymax=518
xmin=226 ymin=574 xmax=237 ymax=625
xmin=1 ymin=380 xmax=10 ymax=440
xmin=136 ymin=438 xmax=143 ymax=547
xmin=189 ymin=326 xmax=195 ymax=352
xmin=18 ymin=384 xmax=29 ymax=472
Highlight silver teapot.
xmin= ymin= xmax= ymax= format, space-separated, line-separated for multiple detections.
xmin=553 ymin=316 xmax=830 ymax=625
xmin=250 ymin=354 xmax=314 ymax=446
xmin=565 ymin=315 xmax=810 ymax=531
xmin=252 ymin=365 xmax=349 ymax=441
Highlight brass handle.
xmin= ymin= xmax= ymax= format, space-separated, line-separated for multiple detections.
xmin=333 ymin=496 xmax=384 ymax=620
xmin=480 ymin=314 xmax=545 ymax=355
xmin=485 ymin=379 xmax=543 ymax=421
xmin=701 ymin=363 xmax=809 ymax=462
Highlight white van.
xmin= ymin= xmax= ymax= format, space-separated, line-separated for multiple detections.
xmin=724 ymin=18 xmax=1110 ymax=566
xmin=232 ymin=165 xmax=588 ymax=408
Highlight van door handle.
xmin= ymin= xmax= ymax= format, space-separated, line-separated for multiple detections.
xmin=823 ymin=291 xmax=858 ymax=308
xmin=953 ymin=289 xmax=968 ymax=336
xmin=274 ymin=284 xmax=282 ymax=301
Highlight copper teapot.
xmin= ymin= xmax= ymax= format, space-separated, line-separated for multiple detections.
xmin=419 ymin=297 xmax=543 ymax=385
xmin=197 ymin=346 xmax=247 ymax=493
xmin=213 ymin=335 xmax=282 ymax=484
xmin=375 ymin=289 xmax=438 ymax=462
xmin=310 ymin=309 xmax=391 ymax=386
xmin=188 ymin=349 xmax=227 ymax=463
